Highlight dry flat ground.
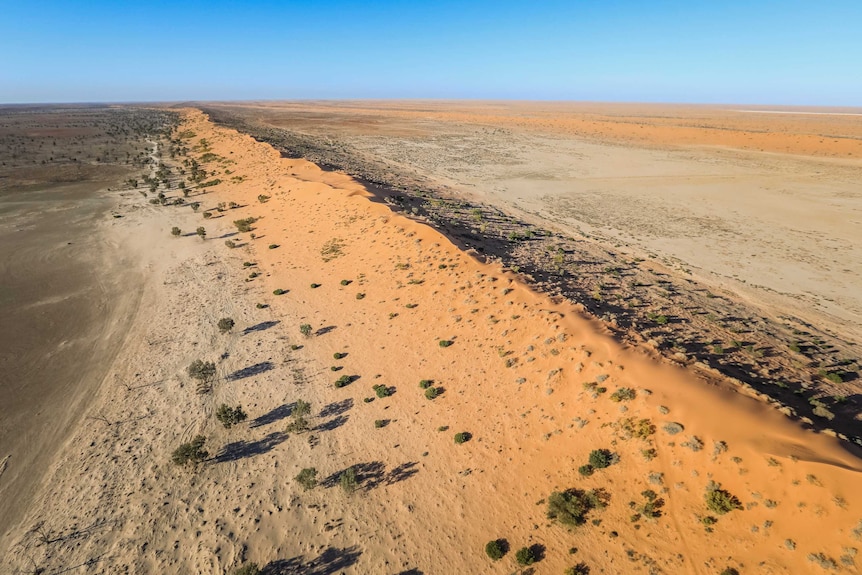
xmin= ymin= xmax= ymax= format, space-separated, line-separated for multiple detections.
xmin=6 ymin=109 xmax=862 ymax=575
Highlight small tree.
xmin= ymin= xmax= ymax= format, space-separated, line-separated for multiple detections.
xmin=285 ymin=399 xmax=311 ymax=433
xmin=215 ymin=404 xmax=247 ymax=428
xmin=196 ymin=226 xmax=206 ymax=239
xmin=705 ymin=483 xmax=742 ymax=515
xmin=339 ymin=467 xmax=357 ymax=494
xmin=515 ymin=546 xmax=536 ymax=566
xmin=588 ymin=449 xmax=614 ymax=469
xmin=187 ymin=359 xmax=217 ymax=390
xmin=171 ymin=435 xmax=208 ymax=465
xmin=217 ymin=317 xmax=235 ymax=334
xmin=485 ymin=539 xmax=506 ymax=560
xmin=295 ymin=467 xmax=318 ymax=490
xmin=171 ymin=226 xmax=182 ymax=237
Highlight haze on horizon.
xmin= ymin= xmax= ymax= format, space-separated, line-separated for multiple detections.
xmin=2 ymin=0 xmax=861 ymax=106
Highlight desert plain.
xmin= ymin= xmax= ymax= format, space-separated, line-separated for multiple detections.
xmin=1 ymin=102 xmax=861 ymax=575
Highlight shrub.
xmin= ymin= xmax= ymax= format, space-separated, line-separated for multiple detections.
xmin=578 ymin=464 xmax=594 ymax=477
xmin=335 ymin=375 xmax=352 ymax=388
xmin=171 ymin=226 xmax=182 ymax=237
xmin=233 ymin=217 xmax=256 ymax=232
xmin=588 ymin=449 xmax=614 ymax=469
xmin=340 ymin=279 xmax=351 ymax=286
xmin=719 ymin=569 xmax=739 ymax=575
xmin=215 ymin=404 xmax=247 ymax=428
xmin=224 ymin=240 xmax=236 ymax=248
xmin=663 ymin=422 xmax=684 ymax=435
xmin=203 ymin=211 xmax=212 ymax=219
xmin=295 ymin=467 xmax=318 ymax=490
xmin=425 ymin=387 xmax=439 ymax=400
xmin=300 ymin=324 xmax=312 ymax=337
xmin=258 ymin=194 xmax=270 ymax=203
xmin=187 ymin=359 xmax=217 ymax=387
xmin=355 ymin=292 xmax=366 ymax=300
xmin=374 ymin=419 xmax=388 ymax=428
xmin=374 ymin=384 xmax=391 ymax=398
xmin=515 ymin=546 xmax=536 ymax=566
xmin=333 ymin=352 xmax=346 ymax=360
xmin=268 ymin=243 xmax=278 ymax=249
xmin=190 ymin=202 xmax=200 ymax=211
xmin=340 ymin=467 xmax=357 ymax=494
xmin=454 ymin=432 xmax=471 ymax=444
xmin=565 ymin=564 xmax=590 ymax=575
xmin=485 ymin=539 xmax=506 ymax=560
xmin=171 ymin=435 xmax=208 ymax=465
xmin=256 ymin=303 xmax=266 ymax=309
xmin=217 ymin=317 xmax=235 ymax=334
xmin=196 ymin=226 xmax=206 ymax=239
xmin=610 ymin=388 xmax=636 ymax=402
xmin=232 ymin=563 xmax=261 ymax=575
xmin=547 ymin=488 xmax=609 ymax=527
xmin=419 ymin=379 xmax=433 ymax=389
xmin=310 ymin=283 xmax=321 ymax=289
xmin=438 ymin=339 xmax=453 ymax=348
xmin=705 ymin=483 xmax=742 ymax=515
xmin=273 ymin=288 xmax=285 ymax=295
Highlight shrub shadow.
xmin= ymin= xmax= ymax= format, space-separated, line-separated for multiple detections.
xmin=262 ymin=545 xmax=362 ymax=575
xmin=244 ymin=320 xmax=280 ymax=334
xmin=251 ymin=402 xmax=295 ymax=428
xmin=228 ymin=361 xmax=274 ymax=381
xmin=215 ymin=431 xmax=286 ymax=462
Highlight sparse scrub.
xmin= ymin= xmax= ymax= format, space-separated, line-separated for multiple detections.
xmin=454 ymin=432 xmax=471 ymax=444
xmin=171 ymin=435 xmax=208 ymax=465
xmin=705 ymin=482 xmax=742 ymax=515
xmin=547 ymin=488 xmax=609 ymax=527
xmin=610 ymin=387 xmax=636 ymax=402
xmin=217 ymin=317 xmax=235 ymax=334
xmin=295 ymin=467 xmax=318 ymax=491
xmin=215 ymin=404 xmax=247 ymax=428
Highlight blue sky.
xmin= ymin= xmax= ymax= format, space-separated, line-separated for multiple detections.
xmin=1 ymin=0 xmax=860 ymax=105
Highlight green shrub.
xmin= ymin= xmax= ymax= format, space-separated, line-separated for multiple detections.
xmin=273 ymin=288 xmax=285 ymax=295
xmin=295 ymin=467 xmax=318 ymax=490
xmin=565 ymin=564 xmax=590 ymax=575
xmin=233 ymin=217 xmax=257 ymax=232
xmin=268 ymin=243 xmax=279 ymax=249
xmin=610 ymin=387 xmax=636 ymax=402
xmin=578 ymin=464 xmax=594 ymax=477
xmin=232 ymin=562 xmax=261 ymax=575
xmin=339 ymin=467 xmax=357 ymax=494
xmin=374 ymin=419 xmax=388 ymax=428
xmin=171 ymin=226 xmax=182 ymax=237
xmin=187 ymin=359 xmax=217 ymax=387
xmin=340 ymin=279 xmax=351 ymax=286
xmin=438 ymin=339 xmax=453 ymax=348
xmin=310 ymin=283 xmax=321 ymax=289
xmin=215 ymin=404 xmax=247 ymax=428
xmin=300 ymin=324 xmax=312 ymax=337
xmin=196 ymin=226 xmax=206 ymax=239
xmin=588 ymin=449 xmax=614 ymax=469
xmin=258 ymin=194 xmax=270 ymax=203
xmin=454 ymin=432 xmax=471 ymax=444
xmin=333 ymin=352 xmax=346 ymax=360
xmin=425 ymin=387 xmax=439 ymax=400
xmin=355 ymin=292 xmax=366 ymax=300
xmin=419 ymin=379 xmax=433 ymax=389
xmin=547 ymin=488 xmax=609 ymax=527
xmin=203 ymin=211 xmax=212 ymax=219
xmin=225 ymin=239 xmax=236 ymax=248
xmin=705 ymin=483 xmax=742 ymax=515
xmin=515 ymin=546 xmax=536 ymax=566
xmin=171 ymin=435 xmax=208 ymax=465
xmin=335 ymin=375 xmax=352 ymax=388
xmin=484 ymin=539 xmax=506 ymax=560
xmin=217 ymin=317 xmax=235 ymax=334
xmin=373 ymin=384 xmax=391 ymax=398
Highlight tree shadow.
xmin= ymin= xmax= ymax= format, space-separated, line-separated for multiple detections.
xmin=251 ymin=402 xmax=295 ymax=428
xmin=395 ymin=570 xmax=424 ymax=575
xmin=217 ymin=231 xmax=239 ymax=239
xmin=320 ymin=460 xmax=418 ymax=491
xmin=319 ymin=398 xmax=353 ymax=418
xmin=215 ymin=431 xmax=286 ymax=462
xmin=244 ymin=320 xmax=280 ymax=334
xmin=262 ymin=545 xmax=362 ymax=575
xmin=315 ymin=325 xmax=337 ymax=337
xmin=315 ymin=414 xmax=348 ymax=432
xmin=528 ymin=543 xmax=546 ymax=563
xmin=228 ymin=361 xmax=274 ymax=381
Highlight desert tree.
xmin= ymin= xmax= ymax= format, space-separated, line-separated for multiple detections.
xmin=171 ymin=435 xmax=208 ymax=465
xmin=196 ymin=226 xmax=206 ymax=239
xmin=215 ymin=404 xmax=247 ymax=428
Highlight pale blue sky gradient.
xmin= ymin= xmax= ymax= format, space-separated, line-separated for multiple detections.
xmin=1 ymin=0 xmax=860 ymax=105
